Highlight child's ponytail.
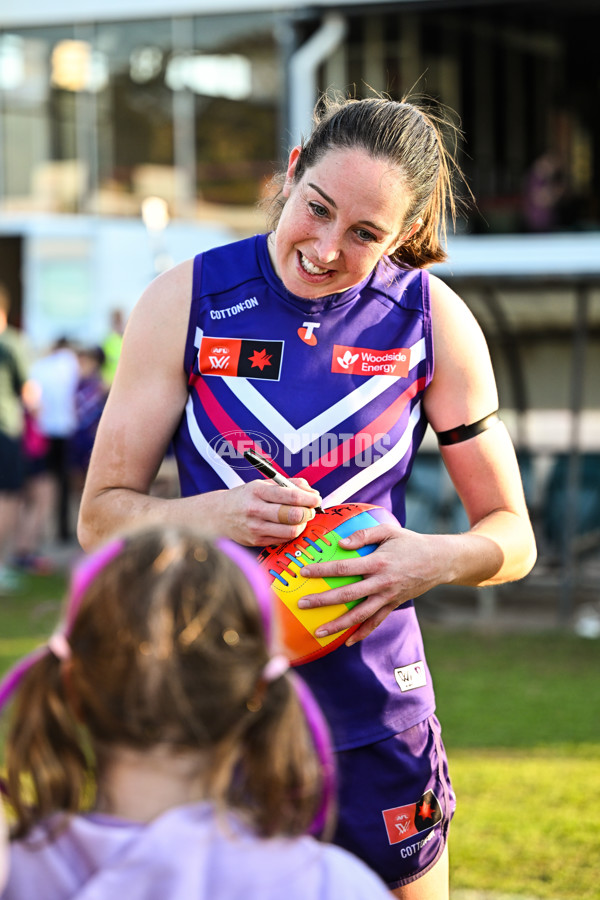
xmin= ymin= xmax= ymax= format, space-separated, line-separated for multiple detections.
xmin=4 ymin=651 xmax=87 ymax=838
xmin=226 ymin=667 xmax=335 ymax=839
xmin=0 ymin=539 xmax=125 ymax=838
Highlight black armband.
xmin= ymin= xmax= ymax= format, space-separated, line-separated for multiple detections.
xmin=436 ymin=411 xmax=501 ymax=446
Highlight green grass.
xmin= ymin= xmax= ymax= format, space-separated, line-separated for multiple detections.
xmin=0 ymin=572 xmax=67 ymax=742
xmin=448 ymin=749 xmax=598 ymax=899
xmin=1 ymin=582 xmax=599 ymax=899
xmin=423 ymin=627 xmax=600 ymax=900
xmin=0 ymin=573 xmax=65 ymax=671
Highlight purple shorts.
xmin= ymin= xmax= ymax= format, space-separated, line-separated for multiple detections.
xmin=330 ymin=715 xmax=456 ymax=889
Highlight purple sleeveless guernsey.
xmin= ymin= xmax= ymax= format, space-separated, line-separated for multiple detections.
xmin=172 ymin=234 xmax=436 ymax=749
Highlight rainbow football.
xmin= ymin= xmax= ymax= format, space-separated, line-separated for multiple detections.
xmin=257 ymin=503 xmax=397 ymax=666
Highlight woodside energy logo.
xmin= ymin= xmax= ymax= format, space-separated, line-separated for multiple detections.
xmin=331 ymin=344 xmax=410 ymax=377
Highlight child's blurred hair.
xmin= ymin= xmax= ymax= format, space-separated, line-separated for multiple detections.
xmin=0 ymin=527 xmax=335 ymax=840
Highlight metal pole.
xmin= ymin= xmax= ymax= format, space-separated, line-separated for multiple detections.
xmin=273 ymin=14 xmax=299 ymax=162
xmin=482 ymin=284 xmax=529 ymax=447
xmin=288 ymin=13 xmax=347 ymax=149
xmin=74 ymin=24 xmax=99 ymax=213
xmin=558 ymin=282 xmax=589 ymax=623
xmin=171 ymin=16 xmax=196 ymax=219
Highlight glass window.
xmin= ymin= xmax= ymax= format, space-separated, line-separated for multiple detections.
xmin=0 ymin=25 xmax=84 ymax=212
xmin=94 ymin=19 xmax=175 ymax=217
xmin=320 ymin=3 xmax=599 ymax=235
xmin=191 ymin=15 xmax=280 ymax=212
xmin=0 ymin=14 xmax=280 ymax=229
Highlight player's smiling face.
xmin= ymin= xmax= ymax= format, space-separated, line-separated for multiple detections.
xmin=268 ymin=146 xmax=417 ymax=300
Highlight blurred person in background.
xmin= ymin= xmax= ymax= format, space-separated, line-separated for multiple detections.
xmin=14 ymin=345 xmax=106 ymax=574
xmin=522 ymin=151 xmax=569 ymax=233
xmin=69 ymin=344 xmax=108 ymax=495
xmin=29 ymin=338 xmax=79 ymax=544
xmin=101 ymin=308 xmax=126 ymax=387
xmin=12 ymin=395 xmax=54 ymax=575
xmin=0 ymin=283 xmax=31 ymax=592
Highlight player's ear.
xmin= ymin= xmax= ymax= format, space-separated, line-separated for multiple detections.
xmin=398 ymin=216 xmax=423 ymax=246
xmin=283 ymin=146 xmax=302 ymax=198
xmin=403 ymin=217 xmax=423 ymax=241
xmin=386 ymin=217 xmax=423 ymax=256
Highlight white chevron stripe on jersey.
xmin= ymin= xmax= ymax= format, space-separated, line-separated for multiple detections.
xmin=321 ymin=400 xmax=423 ymax=507
xmin=223 ymin=373 xmax=408 ymax=453
xmin=185 ymin=394 xmax=244 ymax=488
xmin=193 ymin=326 xmax=427 ymax=453
xmin=409 ymin=339 xmax=427 ymax=369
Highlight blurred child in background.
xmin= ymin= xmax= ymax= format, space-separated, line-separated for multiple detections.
xmin=69 ymin=345 xmax=108 ymax=493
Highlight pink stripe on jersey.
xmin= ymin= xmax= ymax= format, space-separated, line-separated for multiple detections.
xmin=190 ymin=373 xmax=290 ymax=476
xmin=295 ymin=377 xmax=426 ymax=483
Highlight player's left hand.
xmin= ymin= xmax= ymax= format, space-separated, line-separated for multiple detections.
xmin=297 ymin=523 xmax=446 ymax=645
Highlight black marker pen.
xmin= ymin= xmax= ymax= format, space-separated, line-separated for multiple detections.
xmin=244 ymin=448 xmax=324 ymax=514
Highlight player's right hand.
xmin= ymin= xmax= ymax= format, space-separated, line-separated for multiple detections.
xmin=217 ymin=478 xmax=322 ymax=547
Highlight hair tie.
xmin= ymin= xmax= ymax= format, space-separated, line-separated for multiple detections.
xmin=47 ymin=632 xmax=71 ymax=661
xmin=262 ymin=654 xmax=289 ymax=683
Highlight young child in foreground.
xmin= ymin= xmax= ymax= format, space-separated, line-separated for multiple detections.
xmin=0 ymin=526 xmax=390 ymax=899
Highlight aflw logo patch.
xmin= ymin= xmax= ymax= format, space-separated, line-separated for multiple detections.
xmin=382 ymin=790 xmax=442 ymax=845
xmin=394 ymin=660 xmax=427 ymax=692
xmin=199 ymin=336 xmax=284 ymax=380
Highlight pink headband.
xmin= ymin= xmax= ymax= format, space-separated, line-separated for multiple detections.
xmin=0 ymin=539 xmax=125 ymax=713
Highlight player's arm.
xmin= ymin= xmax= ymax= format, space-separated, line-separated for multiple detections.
xmin=77 ymin=260 xmax=197 ymax=549
xmin=78 ymin=260 xmax=321 ymax=551
xmin=422 ymin=274 xmax=537 ymax=586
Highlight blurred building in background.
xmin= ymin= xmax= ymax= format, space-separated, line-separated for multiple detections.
xmin=0 ymin=0 xmax=599 ymax=606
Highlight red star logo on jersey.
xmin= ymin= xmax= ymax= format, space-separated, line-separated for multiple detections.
xmin=248 ymin=348 xmax=272 ymax=370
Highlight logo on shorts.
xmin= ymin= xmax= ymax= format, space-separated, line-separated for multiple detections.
xmin=394 ymin=661 xmax=427 ymax=692
xmin=199 ymin=336 xmax=283 ymax=380
xmin=382 ymin=790 xmax=443 ymax=846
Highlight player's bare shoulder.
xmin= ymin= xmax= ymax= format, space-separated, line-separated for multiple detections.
xmin=428 ymin=272 xmax=491 ymax=365
xmin=428 ymin=273 xmax=482 ymax=334
xmin=124 ymin=258 xmax=194 ymax=370
xmin=130 ymin=258 xmax=194 ymax=331
xmin=425 ymin=273 xmax=497 ymax=428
